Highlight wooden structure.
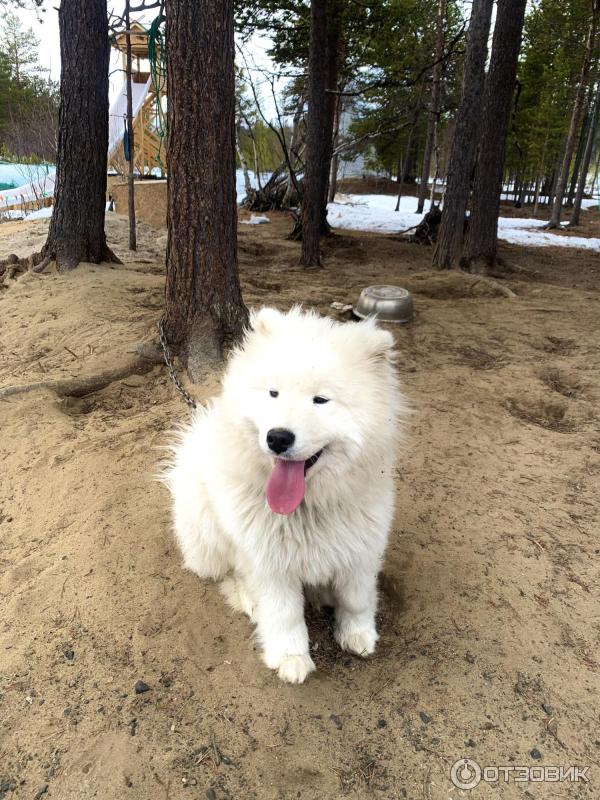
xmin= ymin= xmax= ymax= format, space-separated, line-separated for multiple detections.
xmin=108 ymin=21 xmax=166 ymax=178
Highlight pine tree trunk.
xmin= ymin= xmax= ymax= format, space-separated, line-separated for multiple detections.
xmin=42 ymin=0 xmax=117 ymax=272
xmin=394 ymin=154 xmax=403 ymax=212
xmin=300 ymin=0 xmax=340 ymax=266
xmin=164 ymin=0 xmax=248 ymax=380
xmin=417 ymin=0 xmax=445 ymax=215
xmin=592 ymin=150 xmax=600 ymax=197
xmin=432 ymin=0 xmax=494 ymax=269
xmin=395 ymin=105 xmax=420 ymax=211
xmin=569 ymin=80 xmax=600 ymax=226
xmin=327 ymin=94 xmax=343 ymax=203
xmin=566 ymin=85 xmax=595 ymax=206
xmin=533 ymin=128 xmax=549 ymax=216
xmin=547 ymin=5 xmax=598 ymax=228
xmin=563 ymin=113 xmax=590 ymax=208
xmin=565 ymin=84 xmax=596 ymax=208
xmin=463 ymin=0 xmax=527 ymax=270
xmin=320 ymin=0 xmax=341 ymax=221
xmin=125 ymin=0 xmax=137 ymax=251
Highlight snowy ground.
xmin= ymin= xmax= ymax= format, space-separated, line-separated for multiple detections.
xmin=327 ymin=194 xmax=600 ymax=251
xmin=4 ymin=169 xmax=598 ymax=252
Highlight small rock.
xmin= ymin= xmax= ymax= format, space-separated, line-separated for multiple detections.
xmin=134 ymin=680 xmax=150 ymax=694
xmin=377 ymin=718 xmax=387 ymax=728
xmin=129 ymin=718 xmax=137 ymax=737
xmin=206 ymin=789 xmax=216 ymax=800
xmin=329 ymin=713 xmax=343 ymax=729
xmin=34 ymin=786 xmax=48 ymax=800
xmin=465 ymin=652 xmax=476 ymax=664
xmin=419 ymin=711 xmax=431 ymax=724
xmin=64 ymin=649 xmax=75 ymax=661
xmin=530 ymin=748 xmax=542 ymax=761
xmin=542 ymin=703 xmax=552 ymax=715
xmin=465 ymin=738 xmax=476 ymax=748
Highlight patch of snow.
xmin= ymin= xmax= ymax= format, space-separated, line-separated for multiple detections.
xmin=235 ymin=170 xmax=270 ymax=203
xmin=0 ymin=166 xmax=55 ymax=208
xmin=241 ymin=214 xmax=270 ymax=225
xmin=25 ymin=206 xmax=53 ymax=220
xmin=327 ymin=193 xmax=600 ymax=251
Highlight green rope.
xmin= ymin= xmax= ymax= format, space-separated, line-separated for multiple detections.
xmin=147 ymin=9 xmax=167 ymax=173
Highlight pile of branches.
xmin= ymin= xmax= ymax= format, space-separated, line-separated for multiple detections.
xmin=240 ymin=163 xmax=302 ymax=212
xmin=406 ymin=205 xmax=442 ymax=244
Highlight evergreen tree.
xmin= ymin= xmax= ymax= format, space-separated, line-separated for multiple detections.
xmin=0 ymin=12 xmax=42 ymax=84
xmin=0 ymin=12 xmax=58 ymax=161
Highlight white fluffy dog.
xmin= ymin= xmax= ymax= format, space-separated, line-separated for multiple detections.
xmin=164 ymin=307 xmax=405 ymax=683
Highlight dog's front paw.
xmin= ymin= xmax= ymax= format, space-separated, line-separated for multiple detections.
xmin=266 ymin=652 xmax=315 ymax=684
xmin=219 ymin=576 xmax=256 ymax=621
xmin=335 ymin=627 xmax=378 ymax=657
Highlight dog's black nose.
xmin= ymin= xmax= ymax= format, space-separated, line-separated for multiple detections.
xmin=267 ymin=428 xmax=295 ymax=455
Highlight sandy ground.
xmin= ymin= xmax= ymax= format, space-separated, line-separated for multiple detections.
xmin=1 ymin=212 xmax=599 ymax=800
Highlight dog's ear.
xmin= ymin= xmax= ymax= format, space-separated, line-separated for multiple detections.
xmin=360 ymin=321 xmax=396 ymax=363
xmin=250 ymin=307 xmax=283 ymax=337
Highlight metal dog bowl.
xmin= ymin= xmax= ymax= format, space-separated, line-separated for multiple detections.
xmin=353 ymin=285 xmax=414 ymax=324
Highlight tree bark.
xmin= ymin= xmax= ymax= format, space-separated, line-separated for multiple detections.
xmin=566 ymin=114 xmax=588 ymax=207
xmin=300 ymin=0 xmax=339 ymax=267
xmin=42 ymin=0 xmax=117 ymax=272
xmin=592 ymin=149 xmax=600 ymax=198
xmin=320 ymin=0 xmax=341 ymax=221
xmin=432 ymin=0 xmax=494 ymax=269
xmin=569 ymin=80 xmax=600 ymax=226
xmin=327 ymin=93 xmax=343 ymax=203
xmin=395 ymin=102 xmax=421 ymax=211
xmin=394 ymin=153 xmax=403 ymax=211
xmin=547 ymin=4 xmax=599 ymax=228
xmin=463 ymin=0 xmax=527 ymax=270
xmin=164 ymin=0 xmax=248 ymax=380
xmin=125 ymin=0 xmax=137 ymax=251
xmin=417 ymin=0 xmax=445 ymax=215
xmin=532 ymin=128 xmax=549 ymax=216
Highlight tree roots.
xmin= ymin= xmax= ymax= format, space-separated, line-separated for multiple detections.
xmin=0 ymin=252 xmax=44 ymax=284
xmin=1 ymin=244 xmax=123 ymax=284
xmin=0 ymin=343 xmax=164 ymax=401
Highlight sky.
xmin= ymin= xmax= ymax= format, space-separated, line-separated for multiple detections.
xmin=15 ymin=3 xmax=160 ymax=103
xmin=13 ymin=4 xmax=281 ymax=118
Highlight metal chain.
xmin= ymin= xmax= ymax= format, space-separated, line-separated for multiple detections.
xmin=158 ymin=317 xmax=197 ymax=410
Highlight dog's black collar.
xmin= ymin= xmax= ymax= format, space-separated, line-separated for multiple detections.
xmin=304 ymin=450 xmax=323 ymax=473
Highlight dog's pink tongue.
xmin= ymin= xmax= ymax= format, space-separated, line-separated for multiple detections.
xmin=266 ymin=459 xmax=306 ymax=515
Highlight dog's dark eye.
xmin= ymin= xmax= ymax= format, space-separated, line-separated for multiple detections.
xmin=269 ymin=389 xmax=279 ymax=398
xmin=313 ymin=396 xmax=329 ymax=405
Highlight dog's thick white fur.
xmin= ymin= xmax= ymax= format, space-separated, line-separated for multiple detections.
xmin=163 ymin=307 xmax=405 ymax=683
